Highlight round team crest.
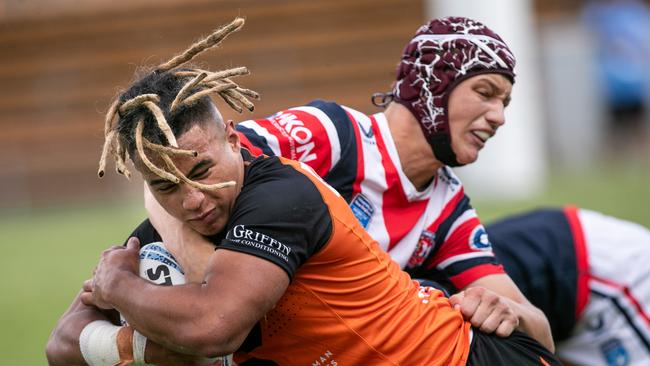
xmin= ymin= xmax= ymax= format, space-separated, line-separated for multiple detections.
xmin=469 ymin=225 xmax=492 ymax=251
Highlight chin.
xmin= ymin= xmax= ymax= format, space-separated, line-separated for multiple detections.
xmin=456 ymin=152 xmax=479 ymax=165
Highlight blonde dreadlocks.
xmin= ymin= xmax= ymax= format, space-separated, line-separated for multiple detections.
xmin=97 ymin=17 xmax=259 ymax=191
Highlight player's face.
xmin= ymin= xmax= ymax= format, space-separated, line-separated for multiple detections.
xmin=447 ymin=74 xmax=512 ymax=165
xmin=139 ymin=120 xmax=244 ymax=236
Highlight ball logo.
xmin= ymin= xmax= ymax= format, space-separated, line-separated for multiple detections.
xmin=469 ymin=225 xmax=491 ymax=251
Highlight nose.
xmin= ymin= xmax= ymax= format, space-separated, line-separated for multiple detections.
xmin=486 ymin=102 xmax=506 ymax=129
xmin=181 ymin=186 xmax=205 ymax=212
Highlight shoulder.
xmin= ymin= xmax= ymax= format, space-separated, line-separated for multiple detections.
xmin=220 ymin=156 xmax=334 ymax=277
xmin=234 ymin=155 xmax=334 ymax=234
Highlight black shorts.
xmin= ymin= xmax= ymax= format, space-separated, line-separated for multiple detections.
xmin=468 ymin=329 xmax=562 ymax=365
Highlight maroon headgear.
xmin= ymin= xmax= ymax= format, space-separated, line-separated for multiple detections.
xmin=392 ymin=16 xmax=516 ymax=167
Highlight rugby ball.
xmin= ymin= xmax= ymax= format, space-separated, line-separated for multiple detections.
xmin=138 ymin=242 xmax=186 ymax=285
xmin=137 ymin=242 xmax=234 ymax=366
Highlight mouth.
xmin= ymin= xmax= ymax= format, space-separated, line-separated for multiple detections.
xmin=471 ymin=130 xmax=492 ymax=143
xmin=189 ymin=207 xmax=217 ymax=223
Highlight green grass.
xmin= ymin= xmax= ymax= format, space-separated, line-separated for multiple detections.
xmin=1 ymin=164 xmax=648 ymax=365
xmin=0 ymin=201 xmax=146 ymax=365
xmin=473 ymin=163 xmax=650 ymax=227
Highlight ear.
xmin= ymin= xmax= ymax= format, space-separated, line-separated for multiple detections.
xmin=225 ymin=119 xmax=241 ymax=151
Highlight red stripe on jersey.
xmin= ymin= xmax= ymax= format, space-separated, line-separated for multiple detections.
xmin=430 ymin=217 xmax=482 ymax=265
xmin=591 ymin=275 xmax=650 ymax=328
xmin=564 ymin=205 xmax=590 ymax=320
xmin=344 ymin=110 xmax=365 ymax=198
xmin=254 ymin=117 xmax=293 ymax=158
xmin=451 ymin=263 xmax=505 ymax=290
xmin=237 ymin=132 xmax=264 ymax=156
xmin=369 ymin=115 xmax=427 ymax=250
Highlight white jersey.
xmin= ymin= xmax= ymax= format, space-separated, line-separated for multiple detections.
xmin=237 ymin=100 xmax=505 ymax=290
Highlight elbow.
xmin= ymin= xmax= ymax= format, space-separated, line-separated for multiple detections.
xmin=45 ymin=335 xmax=72 ymax=366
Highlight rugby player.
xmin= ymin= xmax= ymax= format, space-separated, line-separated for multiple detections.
xmin=46 ymin=17 xmax=560 ymax=365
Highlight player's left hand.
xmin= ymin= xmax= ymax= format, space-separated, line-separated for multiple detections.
xmin=449 ymin=286 xmax=519 ymax=337
xmin=80 ymin=237 xmax=141 ymax=309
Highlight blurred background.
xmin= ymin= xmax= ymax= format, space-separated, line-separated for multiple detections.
xmin=0 ymin=0 xmax=648 ymax=363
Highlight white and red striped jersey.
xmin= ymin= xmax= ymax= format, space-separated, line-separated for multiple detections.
xmin=237 ymin=100 xmax=504 ymax=290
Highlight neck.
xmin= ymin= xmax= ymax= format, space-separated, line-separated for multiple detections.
xmin=384 ymin=103 xmax=444 ymax=191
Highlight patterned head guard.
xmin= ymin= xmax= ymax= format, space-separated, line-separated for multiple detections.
xmin=393 ymin=16 xmax=516 ymax=167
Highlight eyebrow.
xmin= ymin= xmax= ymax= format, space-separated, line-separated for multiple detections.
xmin=149 ymin=159 xmax=213 ymax=187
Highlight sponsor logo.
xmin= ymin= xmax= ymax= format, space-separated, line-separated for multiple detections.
xmin=312 ymin=350 xmax=337 ymax=366
xmin=273 ymin=112 xmax=317 ymax=162
xmin=600 ymin=338 xmax=629 ymax=366
xmin=226 ymin=225 xmax=292 ymax=262
xmin=357 ymin=121 xmax=374 ymax=139
xmin=469 ymin=225 xmax=492 ymax=251
xmin=356 ymin=120 xmax=376 ymax=145
xmin=349 ymin=193 xmax=374 ymax=228
xmin=407 ymin=230 xmax=436 ymax=268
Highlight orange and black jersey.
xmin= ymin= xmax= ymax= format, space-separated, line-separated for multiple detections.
xmin=130 ymin=150 xmax=472 ymax=365
xmin=128 ymin=150 xmax=561 ymax=365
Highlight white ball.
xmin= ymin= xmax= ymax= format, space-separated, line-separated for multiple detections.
xmin=138 ymin=242 xmax=186 ymax=286
xmin=133 ymin=242 xmax=234 ymax=365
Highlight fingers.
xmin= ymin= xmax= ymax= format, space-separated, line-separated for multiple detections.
xmin=454 ymin=287 xmax=519 ymax=336
xmin=126 ymin=237 xmax=140 ymax=251
xmin=457 ymin=288 xmax=483 ymax=320
xmin=494 ymin=316 xmax=517 ymax=337
xmin=83 ymin=279 xmax=93 ymax=292
xmin=448 ymin=291 xmax=464 ymax=310
xmin=80 ymin=291 xmax=95 ymax=307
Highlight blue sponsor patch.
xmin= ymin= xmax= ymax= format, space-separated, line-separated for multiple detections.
xmin=600 ymin=338 xmax=629 ymax=366
xmin=349 ymin=193 xmax=374 ymax=229
xmin=469 ymin=225 xmax=492 ymax=250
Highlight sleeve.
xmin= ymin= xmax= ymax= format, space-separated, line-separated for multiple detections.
xmin=218 ymin=165 xmax=333 ymax=278
xmin=236 ymin=100 xmax=356 ymax=184
xmin=425 ymin=169 xmax=505 ymax=290
xmin=123 ymin=219 xmax=162 ymax=248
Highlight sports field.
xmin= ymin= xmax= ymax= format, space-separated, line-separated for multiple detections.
xmin=1 ymin=164 xmax=648 ymax=365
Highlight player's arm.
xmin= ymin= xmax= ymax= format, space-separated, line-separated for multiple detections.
xmin=46 ymin=290 xmax=218 ymax=366
xmin=427 ymin=186 xmax=554 ymax=350
xmin=46 ymin=290 xmax=115 ymax=365
xmin=452 ymin=274 xmax=555 ymax=352
xmin=82 ymin=237 xmax=288 ymax=357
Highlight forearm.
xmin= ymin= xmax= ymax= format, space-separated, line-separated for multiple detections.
xmin=509 ymin=299 xmax=555 ymax=352
xmin=107 ymin=272 xmax=241 ymax=357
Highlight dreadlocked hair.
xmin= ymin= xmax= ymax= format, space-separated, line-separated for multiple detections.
xmin=97 ymin=17 xmax=259 ymax=191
